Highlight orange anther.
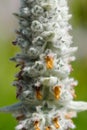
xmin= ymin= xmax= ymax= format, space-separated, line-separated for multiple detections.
xmin=36 ymin=90 xmax=42 ymax=100
xmin=53 ymin=118 xmax=60 ymax=129
xmin=34 ymin=121 xmax=40 ymax=130
xmin=45 ymin=126 xmax=51 ymax=130
xmin=53 ymin=86 xmax=61 ymax=100
xmin=45 ymin=56 xmax=54 ymax=69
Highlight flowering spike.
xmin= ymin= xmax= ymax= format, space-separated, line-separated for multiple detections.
xmin=1 ymin=0 xmax=87 ymax=130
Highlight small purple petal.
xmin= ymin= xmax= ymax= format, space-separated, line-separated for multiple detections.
xmin=12 ymin=40 xmax=17 ymax=45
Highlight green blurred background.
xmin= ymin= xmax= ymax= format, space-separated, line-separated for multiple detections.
xmin=0 ymin=0 xmax=87 ymax=129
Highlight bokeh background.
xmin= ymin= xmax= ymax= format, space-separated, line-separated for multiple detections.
xmin=0 ymin=0 xmax=87 ymax=129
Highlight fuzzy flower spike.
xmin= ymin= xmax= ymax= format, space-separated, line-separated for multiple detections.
xmin=0 ymin=0 xmax=87 ymax=130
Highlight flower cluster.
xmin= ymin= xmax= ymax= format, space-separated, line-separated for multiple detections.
xmin=0 ymin=0 xmax=87 ymax=130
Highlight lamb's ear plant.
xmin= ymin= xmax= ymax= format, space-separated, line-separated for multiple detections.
xmin=0 ymin=0 xmax=87 ymax=130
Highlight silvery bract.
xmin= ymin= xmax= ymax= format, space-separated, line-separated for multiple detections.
xmin=0 ymin=0 xmax=87 ymax=130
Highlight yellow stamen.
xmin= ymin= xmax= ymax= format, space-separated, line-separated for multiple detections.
xmin=45 ymin=126 xmax=51 ymax=130
xmin=53 ymin=118 xmax=60 ymax=129
xmin=34 ymin=121 xmax=40 ymax=130
xmin=53 ymin=86 xmax=61 ymax=100
xmin=45 ymin=56 xmax=54 ymax=69
xmin=36 ymin=90 xmax=42 ymax=100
